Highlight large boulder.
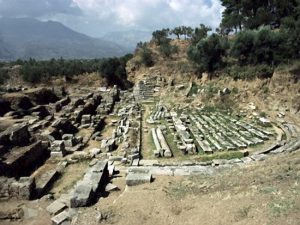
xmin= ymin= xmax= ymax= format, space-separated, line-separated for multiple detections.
xmin=51 ymin=118 xmax=77 ymax=134
xmin=0 ymin=141 xmax=48 ymax=177
xmin=0 ymin=124 xmax=31 ymax=146
xmin=27 ymin=105 xmax=50 ymax=118
xmin=70 ymin=161 xmax=109 ymax=208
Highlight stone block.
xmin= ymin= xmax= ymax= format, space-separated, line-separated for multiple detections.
xmin=89 ymin=148 xmax=101 ymax=157
xmin=51 ymin=210 xmax=69 ymax=225
xmin=250 ymin=154 xmax=267 ymax=161
xmin=51 ymin=140 xmax=65 ymax=152
xmin=35 ymin=170 xmax=59 ymax=197
xmin=0 ymin=124 xmax=30 ymax=146
xmin=131 ymin=158 xmax=139 ymax=166
xmin=139 ymin=160 xmax=159 ymax=166
xmin=173 ymin=168 xmax=191 ymax=176
xmin=126 ymin=172 xmax=152 ymax=186
xmin=105 ymin=183 xmax=119 ymax=192
xmin=70 ymin=161 xmax=108 ymax=208
xmin=81 ymin=114 xmax=91 ymax=125
xmin=50 ymin=140 xmax=66 ymax=157
xmin=62 ymin=134 xmax=76 ymax=147
xmin=70 ymin=183 xmax=93 ymax=208
xmin=47 ymin=200 xmax=67 ymax=215
xmin=0 ymin=141 xmax=47 ymax=177
xmin=241 ymin=157 xmax=253 ymax=163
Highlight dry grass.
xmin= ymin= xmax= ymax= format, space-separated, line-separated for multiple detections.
xmin=50 ymin=161 xmax=89 ymax=198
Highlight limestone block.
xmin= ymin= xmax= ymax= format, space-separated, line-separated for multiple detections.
xmin=47 ymin=201 xmax=67 ymax=215
xmin=51 ymin=210 xmax=69 ymax=225
xmin=126 ymin=172 xmax=152 ymax=186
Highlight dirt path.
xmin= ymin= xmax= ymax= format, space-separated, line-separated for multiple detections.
xmin=73 ymin=150 xmax=300 ymax=225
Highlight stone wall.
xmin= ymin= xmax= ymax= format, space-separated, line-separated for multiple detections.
xmin=0 ymin=141 xmax=48 ymax=177
xmin=0 ymin=177 xmax=35 ymax=200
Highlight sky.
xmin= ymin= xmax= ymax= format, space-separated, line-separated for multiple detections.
xmin=0 ymin=0 xmax=224 ymax=37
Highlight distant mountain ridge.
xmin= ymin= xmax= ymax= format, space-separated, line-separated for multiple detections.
xmin=101 ymin=30 xmax=152 ymax=51
xmin=0 ymin=17 xmax=128 ymax=61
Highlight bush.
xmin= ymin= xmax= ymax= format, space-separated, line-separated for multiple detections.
xmin=99 ymin=54 xmax=133 ymax=89
xmin=159 ymin=41 xmax=179 ymax=58
xmin=227 ymin=64 xmax=273 ymax=80
xmin=230 ymin=28 xmax=287 ymax=66
xmin=21 ymin=63 xmax=43 ymax=83
xmin=139 ymin=47 xmax=154 ymax=67
xmin=187 ymin=34 xmax=229 ymax=74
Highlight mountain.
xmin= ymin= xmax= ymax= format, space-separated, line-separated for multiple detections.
xmin=101 ymin=30 xmax=152 ymax=51
xmin=0 ymin=17 xmax=128 ymax=60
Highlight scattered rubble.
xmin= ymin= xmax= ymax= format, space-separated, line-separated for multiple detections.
xmin=0 ymin=82 xmax=299 ymax=224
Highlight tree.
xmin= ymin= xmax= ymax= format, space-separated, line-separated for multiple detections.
xmin=186 ymin=27 xmax=194 ymax=39
xmin=136 ymin=42 xmax=154 ymax=67
xmin=220 ymin=0 xmax=244 ymax=32
xmin=220 ymin=0 xmax=299 ymax=31
xmin=230 ymin=28 xmax=286 ymax=65
xmin=230 ymin=30 xmax=256 ymax=65
xmin=191 ymin=24 xmax=212 ymax=44
xmin=171 ymin=27 xmax=183 ymax=39
xmin=152 ymin=29 xmax=170 ymax=45
xmin=99 ymin=56 xmax=132 ymax=89
xmin=253 ymin=28 xmax=276 ymax=64
xmin=188 ymin=34 xmax=229 ymax=76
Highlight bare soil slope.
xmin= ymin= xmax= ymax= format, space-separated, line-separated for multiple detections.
xmin=71 ymin=150 xmax=300 ymax=225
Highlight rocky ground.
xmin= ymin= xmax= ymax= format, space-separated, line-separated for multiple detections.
xmin=1 ymin=144 xmax=299 ymax=225
xmin=0 ymin=68 xmax=299 ymax=225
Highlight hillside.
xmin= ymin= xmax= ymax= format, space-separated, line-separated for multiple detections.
xmin=0 ymin=17 xmax=127 ymax=60
xmin=0 ymin=1 xmax=299 ymax=224
xmin=127 ymin=39 xmax=300 ymax=122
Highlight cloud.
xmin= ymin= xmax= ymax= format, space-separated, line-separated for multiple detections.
xmin=0 ymin=0 xmax=81 ymax=18
xmin=0 ymin=0 xmax=224 ymax=37
xmin=71 ymin=0 xmax=224 ymax=34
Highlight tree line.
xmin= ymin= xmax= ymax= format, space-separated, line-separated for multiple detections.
xmin=136 ymin=0 xmax=300 ymax=80
xmin=0 ymin=55 xmax=133 ymax=88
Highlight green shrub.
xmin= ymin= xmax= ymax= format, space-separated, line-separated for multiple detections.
xmin=198 ymin=151 xmax=244 ymax=161
xmin=159 ymin=41 xmax=179 ymax=58
xmin=227 ymin=64 xmax=273 ymax=80
xmin=139 ymin=48 xmax=154 ymax=67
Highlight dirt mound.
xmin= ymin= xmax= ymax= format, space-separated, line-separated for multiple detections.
xmin=127 ymin=40 xmax=195 ymax=85
xmin=1 ymin=87 xmax=59 ymax=113
xmin=24 ymin=88 xmax=59 ymax=105
xmin=2 ymin=93 xmax=34 ymax=111
xmin=269 ymin=70 xmax=300 ymax=114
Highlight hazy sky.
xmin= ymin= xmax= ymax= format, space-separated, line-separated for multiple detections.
xmin=0 ymin=0 xmax=224 ymax=37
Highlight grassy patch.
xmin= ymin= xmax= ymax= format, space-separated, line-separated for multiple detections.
xmin=196 ymin=151 xmax=244 ymax=162
xmin=282 ymin=132 xmax=287 ymax=141
xmin=187 ymin=83 xmax=200 ymax=97
xmin=268 ymin=198 xmax=296 ymax=218
xmin=259 ymin=111 xmax=267 ymax=117
xmin=141 ymin=127 xmax=160 ymax=159
xmin=234 ymin=205 xmax=252 ymax=221
xmin=164 ymin=176 xmax=210 ymax=199
xmin=51 ymin=161 xmax=89 ymax=195
xmin=259 ymin=186 xmax=278 ymax=194
xmin=226 ymin=64 xmax=273 ymax=80
xmin=164 ymin=130 xmax=182 ymax=157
